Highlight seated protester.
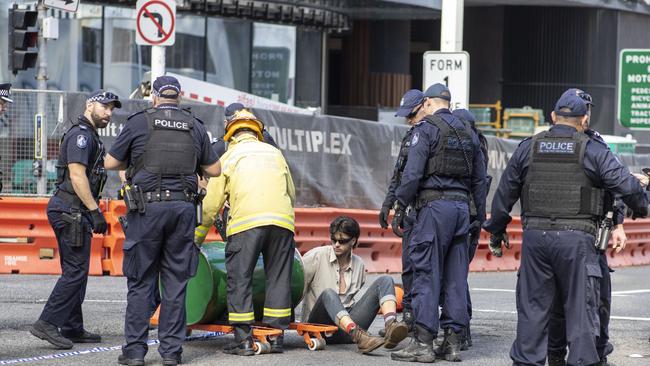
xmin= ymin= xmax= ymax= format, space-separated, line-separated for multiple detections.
xmin=301 ymin=216 xmax=408 ymax=354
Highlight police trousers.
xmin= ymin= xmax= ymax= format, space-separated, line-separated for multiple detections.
xmin=511 ymin=229 xmax=601 ymax=366
xmin=408 ymin=200 xmax=470 ymax=336
xmin=121 ymin=201 xmax=199 ymax=360
xmin=225 ymin=225 xmax=295 ymax=340
xmin=547 ymin=251 xmax=613 ymax=361
xmin=39 ymin=196 xmax=92 ymax=334
xmin=401 ymin=210 xmax=416 ymax=313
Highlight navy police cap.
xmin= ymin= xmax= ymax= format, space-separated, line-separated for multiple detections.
xmin=395 ymin=89 xmax=425 ymax=117
xmin=87 ymin=90 xmax=121 ymax=108
xmin=225 ymin=102 xmax=246 ymax=120
xmin=554 ymin=88 xmax=590 ymax=117
xmin=424 ymin=83 xmax=451 ymax=101
xmin=152 ymin=75 xmax=181 ymax=98
xmin=0 ymin=83 xmax=13 ymax=103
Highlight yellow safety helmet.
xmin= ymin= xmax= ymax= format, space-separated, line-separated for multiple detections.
xmin=223 ymin=109 xmax=264 ymax=142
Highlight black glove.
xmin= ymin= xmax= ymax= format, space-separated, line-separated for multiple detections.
xmin=90 ymin=208 xmax=108 ymax=234
xmin=489 ymin=231 xmax=510 ymax=257
xmin=391 ymin=202 xmax=405 ymax=238
xmin=469 ymin=220 xmax=481 ymax=239
xmin=379 ymin=201 xmax=392 ymax=229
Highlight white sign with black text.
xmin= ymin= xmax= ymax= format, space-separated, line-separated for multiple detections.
xmin=43 ymin=0 xmax=80 ymax=12
xmin=422 ymin=51 xmax=470 ymax=109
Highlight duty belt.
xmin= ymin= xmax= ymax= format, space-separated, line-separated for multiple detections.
xmin=415 ymin=189 xmax=469 ymax=210
xmin=144 ymin=190 xmax=194 ymax=203
xmin=54 ymin=189 xmax=87 ymax=210
xmin=523 ymin=216 xmax=598 ymax=237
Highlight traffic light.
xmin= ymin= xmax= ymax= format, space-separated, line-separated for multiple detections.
xmin=8 ymin=8 xmax=39 ymax=74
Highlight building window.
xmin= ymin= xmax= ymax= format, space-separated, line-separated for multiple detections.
xmin=252 ymin=23 xmax=296 ymax=105
xmin=82 ymin=26 xmax=102 ymax=64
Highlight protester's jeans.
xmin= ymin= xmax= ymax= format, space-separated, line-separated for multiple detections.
xmin=307 ymin=276 xmax=396 ymax=344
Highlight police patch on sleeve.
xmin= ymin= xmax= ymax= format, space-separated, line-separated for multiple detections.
xmin=76 ymin=134 xmax=88 ymax=149
xmin=411 ymin=132 xmax=420 ymax=146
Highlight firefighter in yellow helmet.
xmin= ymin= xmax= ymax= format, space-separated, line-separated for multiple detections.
xmin=196 ymin=108 xmax=296 ymax=356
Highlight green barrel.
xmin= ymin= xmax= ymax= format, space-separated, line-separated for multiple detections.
xmin=184 ymin=241 xmax=304 ymax=325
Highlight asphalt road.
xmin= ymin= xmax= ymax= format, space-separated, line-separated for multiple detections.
xmin=1 ymin=267 xmax=649 ymax=366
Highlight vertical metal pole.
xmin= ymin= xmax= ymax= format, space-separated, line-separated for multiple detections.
xmin=36 ymin=0 xmax=48 ymax=195
xmin=151 ymin=46 xmax=166 ymax=82
xmin=440 ymin=0 xmax=464 ymax=52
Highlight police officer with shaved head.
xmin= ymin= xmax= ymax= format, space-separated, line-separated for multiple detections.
xmin=379 ymin=89 xmax=427 ymax=333
xmin=31 ymin=90 xmax=120 ymax=349
xmin=484 ymin=89 xmax=649 ymax=366
xmin=391 ymin=84 xmax=487 ymax=363
xmin=105 ymin=76 xmax=220 ymax=366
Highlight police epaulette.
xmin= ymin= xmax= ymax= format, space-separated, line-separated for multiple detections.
xmin=518 ymin=136 xmax=532 ymax=146
xmin=126 ymin=110 xmax=146 ymax=120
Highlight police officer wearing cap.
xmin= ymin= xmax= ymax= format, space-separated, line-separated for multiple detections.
xmin=483 ymin=89 xmax=649 ymax=366
xmin=30 ymin=90 xmax=121 ymax=350
xmin=105 ymin=76 xmax=220 ymax=366
xmin=0 ymin=83 xmax=13 ymax=194
xmin=546 ymin=89 xmax=628 ymax=366
xmin=391 ymin=84 xmax=487 ymax=363
xmin=378 ymin=89 xmax=427 ymax=333
xmin=450 ymin=108 xmax=491 ymax=350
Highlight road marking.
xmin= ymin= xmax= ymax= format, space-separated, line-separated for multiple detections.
xmin=473 ymin=308 xmax=650 ymax=322
xmin=470 ymin=288 xmax=516 ymax=293
xmin=611 ymin=289 xmax=650 ymax=295
xmin=0 ymin=332 xmax=224 ymax=365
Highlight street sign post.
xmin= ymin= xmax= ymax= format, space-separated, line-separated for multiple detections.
xmin=43 ymin=0 xmax=79 ymax=12
xmin=423 ymin=51 xmax=470 ymax=109
xmin=135 ymin=0 xmax=176 ymax=46
xmin=618 ymin=49 xmax=650 ymax=129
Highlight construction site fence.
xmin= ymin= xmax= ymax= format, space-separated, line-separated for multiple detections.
xmin=1 ymin=197 xmax=649 ymax=276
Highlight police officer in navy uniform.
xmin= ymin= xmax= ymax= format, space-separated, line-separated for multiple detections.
xmin=484 ymin=89 xmax=649 ymax=366
xmin=30 ymin=91 xmax=120 ymax=349
xmin=451 ymin=108 xmax=491 ymax=350
xmin=546 ymin=89 xmax=628 ymax=366
xmin=378 ymin=89 xmax=426 ymax=332
xmin=391 ymin=84 xmax=487 ymax=363
xmin=211 ymin=102 xmax=277 ymax=158
xmin=0 ymin=83 xmax=13 ymax=194
xmin=105 ymin=76 xmax=220 ymax=366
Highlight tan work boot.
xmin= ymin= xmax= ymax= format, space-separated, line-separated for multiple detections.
xmin=351 ymin=328 xmax=385 ymax=354
xmin=384 ymin=319 xmax=409 ymax=349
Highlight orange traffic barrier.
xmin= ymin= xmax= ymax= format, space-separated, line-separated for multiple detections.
xmin=2 ymin=196 xmax=650 ymax=275
xmin=0 ymin=196 xmax=104 ymax=275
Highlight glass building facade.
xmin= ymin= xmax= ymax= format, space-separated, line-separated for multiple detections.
xmin=0 ymin=1 xmax=322 ymax=107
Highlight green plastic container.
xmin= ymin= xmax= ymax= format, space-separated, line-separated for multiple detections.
xmin=184 ymin=241 xmax=305 ymax=325
xmin=469 ymin=107 xmax=492 ymax=123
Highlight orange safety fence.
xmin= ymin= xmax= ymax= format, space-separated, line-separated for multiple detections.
xmin=0 ymin=197 xmax=104 ymax=275
xmin=1 ymin=197 xmax=650 ymax=275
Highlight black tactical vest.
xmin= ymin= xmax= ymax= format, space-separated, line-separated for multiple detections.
xmin=423 ymin=115 xmax=474 ymax=178
xmin=521 ymin=130 xmax=605 ymax=234
xmin=130 ymin=108 xmax=198 ymax=190
xmin=55 ymin=120 xmax=107 ymax=201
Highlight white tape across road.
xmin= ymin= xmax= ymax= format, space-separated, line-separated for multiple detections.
xmin=0 ymin=332 xmax=224 ymax=365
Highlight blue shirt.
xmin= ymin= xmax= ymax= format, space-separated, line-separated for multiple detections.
xmin=58 ymin=115 xmax=101 ymax=169
xmin=484 ymin=124 xmax=648 ymax=234
xmin=108 ymin=104 xmax=218 ymax=193
xmin=395 ymin=108 xmax=488 ymax=222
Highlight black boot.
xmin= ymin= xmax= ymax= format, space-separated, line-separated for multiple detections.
xmin=390 ymin=325 xmax=435 ymax=363
xmin=30 ymin=320 xmax=74 ymax=349
xmin=547 ymin=350 xmax=566 ymax=366
xmin=224 ymin=326 xmax=255 ymax=356
xmin=433 ymin=328 xmax=462 ymax=362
